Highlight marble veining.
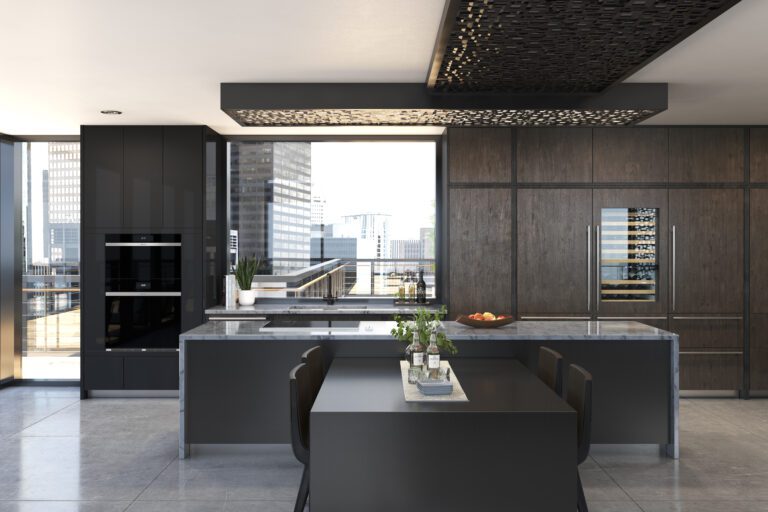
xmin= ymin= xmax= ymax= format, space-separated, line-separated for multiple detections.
xmin=205 ymin=303 xmax=444 ymax=316
xmin=180 ymin=319 xmax=678 ymax=342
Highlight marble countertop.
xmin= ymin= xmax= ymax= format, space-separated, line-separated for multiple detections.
xmin=180 ymin=320 xmax=678 ymax=342
xmin=205 ymin=303 xmax=445 ymax=316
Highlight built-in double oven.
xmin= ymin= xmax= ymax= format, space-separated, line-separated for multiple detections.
xmin=104 ymin=234 xmax=181 ymax=350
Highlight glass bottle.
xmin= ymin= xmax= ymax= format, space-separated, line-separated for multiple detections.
xmin=416 ymin=269 xmax=427 ymax=304
xmin=397 ymin=276 xmax=406 ymax=301
xmin=406 ymin=332 xmax=425 ymax=384
xmin=408 ymin=272 xmax=416 ymax=301
xmin=426 ymin=332 xmax=440 ymax=379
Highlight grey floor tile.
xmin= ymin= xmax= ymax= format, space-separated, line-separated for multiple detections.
xmin=125 ymin=501 xmax=225 ymax=512
xmin=223 ymin=502 xmax=295 ymax=512
xmin=588 ymin=502 xmax=643 ymax=512
xmin=580 ymin=467 xmax=634 ymax=502
xmin=637 ymin=501 xmax=768 ymax=512
xmin=0 ymin=501 xmax=130 ymax=512
xmin=0 ymin=394 xmax=80 ymax=438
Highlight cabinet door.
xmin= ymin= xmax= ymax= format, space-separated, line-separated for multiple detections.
xmin=671 ymin=317 xmax=743 ymax=350
xmin=163 ymin=126 xmax=203 ymax=229
xmin=123 ymin=127 xmax=163 ymax=229
xmin=449 ymin=188 xmax=513 ymax=316
xmin=448 ymin=128 xmax=512 ymax=183
xmin=81 ymin=126 xmax=123 ymax=229
xmin=593 ymin=128 xmax=668 ymax=183
xmin=669 ymin=127 xmax=744 ymax=183
xmin=124 ymin=355 xmax=179 ymax=390
xmin=594 ymin=189 xmax=668 ymax=316
xmin=517 ymin=128 xmax=592 ymax=183
xmin=680 ymin=353 xmax=742 ymax=391
xmin=750 ymin=315 xmax=768 ymax=390
xmin=750 ymin=189 xmax=768 ymax=313
xmin=81 ymin=232 xmax=106 ymax=353
xmin=517 ymin=189 xmax=592 ymax=315
xmin=749 ymin=128 xmax=768 ymax=183
xmin=669 ymin=189 xmax=743 ymax=314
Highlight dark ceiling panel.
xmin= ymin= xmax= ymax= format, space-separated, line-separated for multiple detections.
xmin=224 ymin=108 xmax=658 ymax=127
xmin=429 ymin=0 xmax=740 ymax=93
xmin=221 ymin=82 xmax=666 ymax=127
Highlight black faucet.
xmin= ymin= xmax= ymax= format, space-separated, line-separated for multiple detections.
xmin=323 ymin=274 xmax=337 ymax=305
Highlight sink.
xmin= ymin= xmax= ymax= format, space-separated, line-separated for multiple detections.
xmin=289 ymin=305 xmax=367 ymax=311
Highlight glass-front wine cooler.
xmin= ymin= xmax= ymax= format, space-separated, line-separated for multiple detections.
xmin=600 ymin=207 xmax=659 ymax=303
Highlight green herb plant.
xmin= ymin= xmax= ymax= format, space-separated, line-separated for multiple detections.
xmin=234 ymin=256 xmax=262 ymax=291
xmin=391 ymin=305 xmax=457 ymax=355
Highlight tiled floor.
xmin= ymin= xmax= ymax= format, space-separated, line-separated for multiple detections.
xmin=1 ymin=388 xmax=767 ymax=512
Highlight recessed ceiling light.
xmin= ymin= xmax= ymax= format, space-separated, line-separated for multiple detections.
xmin=100 ymin=110 xmax=122 ymax=115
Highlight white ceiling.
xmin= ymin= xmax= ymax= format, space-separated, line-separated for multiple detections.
xmin=0 ymin=0 xmax=766 ymax=135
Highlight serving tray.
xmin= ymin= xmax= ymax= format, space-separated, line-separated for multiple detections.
xmin=455 ymin=315 xmax=515 ymax=328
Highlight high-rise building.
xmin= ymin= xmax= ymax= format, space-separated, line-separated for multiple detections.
xmin=390 ymin=239 xmax=423 ymax=261
xmin=336 ymin=213 xmax=391 ymax=259
xmin=311 ymin=196 xmax=326 ymax=226
xmin=230 ymin=142 xmax=312 ymax=274
xmin=46 ymin=143 xmax=81 ymax=264
xmin=420 ymin=227 xmax=435 ymax=260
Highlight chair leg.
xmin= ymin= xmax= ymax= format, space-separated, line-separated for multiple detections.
xmin=576 ymin=469 xmax=588 ymax=512
xmin=295 ymin=465 xmax=309 ymax=512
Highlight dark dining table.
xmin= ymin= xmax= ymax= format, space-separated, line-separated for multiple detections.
xmin=310 ymin=357 xmax=577 ymax=512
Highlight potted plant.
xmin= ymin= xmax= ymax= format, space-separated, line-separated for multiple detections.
xmin=391 ymin=306 xmax=457 ymax=355
xmin=234 ymin=256 xmax=261 ymax=306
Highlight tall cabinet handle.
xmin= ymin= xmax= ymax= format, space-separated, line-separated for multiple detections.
xmin=671 ymin=225 xmax=676 ymax=312
xmin=595 ymin=225 xmax=601 ymax=312
xmin=587 ymin=225 xmax=592 ymax=312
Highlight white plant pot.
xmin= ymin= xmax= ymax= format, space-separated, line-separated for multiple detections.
xmin=238 ymin=289 xmax=257 ymax=306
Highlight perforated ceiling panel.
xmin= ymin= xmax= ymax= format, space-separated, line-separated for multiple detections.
xmin=224 ymin=108 xmax=658 ymax=127
xmin=431 ymin=0 xmax=739 ymax=93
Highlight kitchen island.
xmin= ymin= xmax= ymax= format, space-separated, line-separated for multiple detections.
xmin=179 ymin=319 xmax=679 ymax=459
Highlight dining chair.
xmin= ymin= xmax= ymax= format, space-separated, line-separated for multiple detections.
xmin=537 ymin=346 xmax=564 ymax=396
xmin=289 ymin=363 xmax=313 ymax=512
xmin=567 ymin=363 xmax=593 ymax=512
xmin=301 ymin=345 xmax=325 ymax=401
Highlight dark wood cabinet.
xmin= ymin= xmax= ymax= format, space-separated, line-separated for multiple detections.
xmin=669 ymin=189 xmax=743 ymax=314
xmin=751 ymin=189 xmax=768 ymax=313
xmin=671 ymin=317 xmax=743 ymax=350
xmin=669 ymin=127 xmax=744 ymax=183
xmin=516 ymin=128 xmax=592 ymax=183
xmin=517 ymin=189 xmax=592 ymax=315
xmin=449 ymin=188 xmax=513 ymax=316
xmin=750 ymin=128 xmax=768 ymax=183
xmin=81 ymin=126 xmax=123 ymax=229
xmin=123 ymin=127 xmax=163 ymax=229
xmin=680 ymin=352 xmax=742 ymax=391
xmin=163 ymin=126 xmax=203 ymax=229
xmin=82 ymin=355 xmax=123 ymax=391
xmin=593 ymin=189 xmax=668 ymax=316
xmin=593 ymin=128 xmax=668 ymax=183
xmin=448 ymin=128 xmax=512 ymax=183
xmin=750 ymin=315 xmax=768 ymax=390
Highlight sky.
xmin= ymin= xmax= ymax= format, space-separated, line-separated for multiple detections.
xmin=310 ymin=141 xmax=436 ymax=240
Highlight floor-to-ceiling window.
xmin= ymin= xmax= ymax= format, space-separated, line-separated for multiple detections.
xmin=20 ymin=141 xmax=80 ymax=379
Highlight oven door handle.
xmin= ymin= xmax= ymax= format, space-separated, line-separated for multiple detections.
xmin=105 ymin=292 xmax=181 ymax=297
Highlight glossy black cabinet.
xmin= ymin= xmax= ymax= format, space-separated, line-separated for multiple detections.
xmin=81 ymin=126 xmax=123 ymax=229
xmin=123 ymin=127 xmax=163 ymax=229
xmin=164 ymin=127 xmax=204 ymax=229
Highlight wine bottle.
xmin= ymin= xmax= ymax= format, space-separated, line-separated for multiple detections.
xmin=407 ymin=332 xmax=425 ymax=384
xmin=416 ymin=269 xmax=427 ymax=304
xmin=426 ymin=332 xmax=440 ymax=379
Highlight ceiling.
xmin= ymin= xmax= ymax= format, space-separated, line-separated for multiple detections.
xmin=0 ymin=0 xmax=766 ymax=135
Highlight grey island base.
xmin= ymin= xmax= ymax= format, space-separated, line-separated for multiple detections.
xmin=179 ymin=320 xmax=679 ymax=459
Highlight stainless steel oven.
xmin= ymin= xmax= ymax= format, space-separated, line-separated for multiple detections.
xmin=104 ymin=234 xmax=181 ymax=350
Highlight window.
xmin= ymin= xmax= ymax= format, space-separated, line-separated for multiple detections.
xmin=228 ymin=141 xmax=438 ymax=299
xmin=20 ymin=142 xmax=80 ymax=379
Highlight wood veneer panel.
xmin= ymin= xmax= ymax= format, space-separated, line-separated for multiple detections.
xmin=669 ymin=127 xmax=744 ymax=183
xmin=448 ymin=188 xmax=513 ymax=316
xmin=448 ymin=128 xmax=512 ymax=183
xmin=750 ymin=127 xmax=768 ymax=183
xmin=593 ymin=127 xmax=668 ymax=183
xmin=517 ymin=128 xmax=592 ymax=183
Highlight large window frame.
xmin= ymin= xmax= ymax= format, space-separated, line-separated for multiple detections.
xmin=225 ymin=134 xmax=447 ymax=304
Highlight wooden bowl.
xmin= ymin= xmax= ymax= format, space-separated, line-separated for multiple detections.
xmin=455 ymin=315 xmax=515 ymax=328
